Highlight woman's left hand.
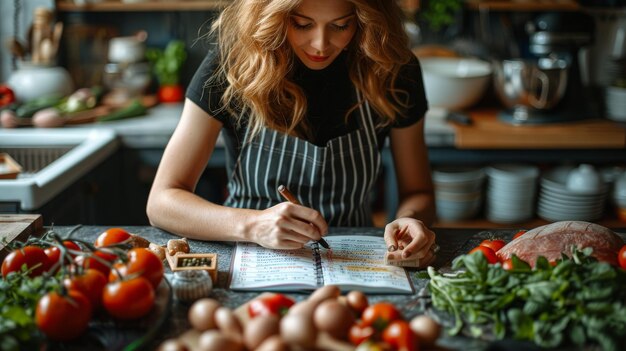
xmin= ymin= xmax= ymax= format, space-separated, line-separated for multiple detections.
xmin=383 ymin=218 xmax=436 ymax=267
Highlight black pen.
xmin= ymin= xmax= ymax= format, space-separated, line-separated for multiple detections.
xmin=277 ymin=184 xmax=330 ymax=249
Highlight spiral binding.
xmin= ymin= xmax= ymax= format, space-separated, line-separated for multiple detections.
xmin=312 ymin=242 xmax=324 ymax=287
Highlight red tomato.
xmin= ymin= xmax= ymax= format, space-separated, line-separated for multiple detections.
xmin=0 ymin=84 xmax=15 ymax=107
xmin=2 ymin=246 xmax=50 ymax=277
xmin=125 ymin=248 xmax=164 ymax=288
xmin=361 ymin=302 xmax=402 ymax=331
xmin=382 ymin=320 xmax=419 ymax=351
xmin=35 ymin=290 xmax=92 ymax=341
xmin=619 ymin=245 xmax=626 ymax=269
xmin=479 ymin=239 xmax=506 ymax=252
xmin=103 ymin=277 xmax=155 ymax=319
xmin=44 ymin=241 xmax=81 ymax=266
xmin=157 ymin=84 xmax=184 ymax=103
xmin=348 ymin=320 xmax=376 ymax=345
xmin=502 ymin=258 xmax=514 ymax=271
xmin=64 ymin=269 xmax=107 ymax=309
xmin=469 ymin=246 xmax=500 ymax=264
xmin=94 ymin=228 xmax=131 ymax=261
xmin=248 ymin=293 xmax=295 ymax=318
xmin=108 ymin=262 xmax=128 ymax=282
xmin=513 ymin=230 xmax=527 ymax=240
xmin=75 ymin=251 xmax=113 ymax=278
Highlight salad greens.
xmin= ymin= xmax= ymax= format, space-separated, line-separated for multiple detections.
xmin=0 ymin=269 xmax=59 ymax=351
xmin=422 ymin=248 xmax=626 ymax=350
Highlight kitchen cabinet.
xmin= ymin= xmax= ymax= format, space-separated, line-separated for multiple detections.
xmin=55 ymin=0 xmax=228 ymax=12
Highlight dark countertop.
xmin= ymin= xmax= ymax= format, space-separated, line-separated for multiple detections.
xmin=50 ymin=225 xmax=524 ymax=351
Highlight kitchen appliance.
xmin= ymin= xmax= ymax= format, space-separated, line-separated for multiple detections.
xmin=496 ymin=12 xmax=595 ymax=124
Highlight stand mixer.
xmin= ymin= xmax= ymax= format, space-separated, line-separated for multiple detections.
xmin=495 ymin=12 xmax=595 ymax=125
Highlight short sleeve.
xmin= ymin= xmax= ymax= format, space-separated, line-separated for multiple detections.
xmin=185 ymin=47 xmax=232 ymax=126
xmin=392 ymin=55 xmax=429 ymax=128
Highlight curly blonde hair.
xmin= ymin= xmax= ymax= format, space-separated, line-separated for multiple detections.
xmin=210 ymin=0 xmax=413 ymax=139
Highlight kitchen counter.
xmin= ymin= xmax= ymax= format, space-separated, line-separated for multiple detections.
xmin=48 ymin=225 xmax=528 ymax=350
xmin=64 ymin=103 xmax=457 ymax=148
xmin=46 ymin=224 xmax=626 ymax=350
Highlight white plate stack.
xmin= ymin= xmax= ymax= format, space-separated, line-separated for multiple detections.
xmin=537 ymin=166 xmax=608 ymax=222
xmin=485 ymin=164 xmax=539 ymax=224
xmin=605 ymin=86 xmax=626 ymax=122
xmin=433 ymin=167 xmax=485 ymax=221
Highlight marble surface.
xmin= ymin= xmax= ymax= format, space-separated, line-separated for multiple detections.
xmin=51 ymin=225 xmax=522 ymax=351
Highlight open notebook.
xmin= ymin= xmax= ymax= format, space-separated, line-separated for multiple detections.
xmin=229 ymin=235 xmax=414 ymax=294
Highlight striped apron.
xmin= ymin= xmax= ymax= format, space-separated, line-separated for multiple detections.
xmin=224 ymin=88 xmax=382 ymax=226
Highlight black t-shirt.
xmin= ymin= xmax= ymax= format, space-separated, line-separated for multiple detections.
xmin=186 ymin=48 xmax=428 ymax=176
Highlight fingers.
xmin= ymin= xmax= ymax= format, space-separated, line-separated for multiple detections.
xmin=401 ymin=227 xmax=436 ymax=259
xmin=383 ymin=223 xmax=402 ymax=252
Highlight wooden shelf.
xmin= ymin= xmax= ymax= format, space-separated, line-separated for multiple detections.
xmin=55 ymin=0 xmax=230 ymax=12
xmin=464 ymin=0 xmax=580 ymax=12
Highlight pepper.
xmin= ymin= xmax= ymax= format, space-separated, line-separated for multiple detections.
xmin=0 ymin=85 xmax=16 ymax=107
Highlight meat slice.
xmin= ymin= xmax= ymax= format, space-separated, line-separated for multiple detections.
xmin=497 ymin=221 xmax=624 ymax=267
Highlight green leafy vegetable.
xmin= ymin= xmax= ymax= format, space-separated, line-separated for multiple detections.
xmin=146 ymin=40 xmax=187 ymax=86
xmin=423 ymin=249 xmax=626 ymax=350
xmin=0 ymin=270 xmax=59 ymax=351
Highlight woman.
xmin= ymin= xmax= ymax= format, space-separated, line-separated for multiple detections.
xmin=147 ymin=0 xmax=437 ymax=266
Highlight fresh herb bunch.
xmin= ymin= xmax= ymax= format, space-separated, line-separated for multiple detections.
xmin=145 ymin=40 xmax=187 ymax=86
xmin=0 ymin=270 xmax=59 ymax=351
xmin=422 ymin=248 xmax=626 ymax=350
xmin=419 ymin=0 xmax=462 ymax=31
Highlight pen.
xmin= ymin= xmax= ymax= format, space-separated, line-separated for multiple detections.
xmin=277 ymin=184 xmax=330 ymax=249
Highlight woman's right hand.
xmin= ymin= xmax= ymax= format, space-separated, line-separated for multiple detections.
xmin=245 ymin=202 xmax=328 ymax=250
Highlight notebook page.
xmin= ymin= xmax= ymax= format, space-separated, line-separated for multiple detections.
xmin=229 ymin=242 xmax=318 ymax=291
xmin=319 ymin=235 xmax=413 ymax=293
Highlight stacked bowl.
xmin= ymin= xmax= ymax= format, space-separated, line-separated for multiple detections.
xmin=605 ymin=86 xmax=626 ymax=122
xmin=537 ymin=165 xmax=608 ymax=222
xmin=484 ymin=164 xmax=539 ymax=224
xmin=433 ymin=167 xmax=485 ymax=221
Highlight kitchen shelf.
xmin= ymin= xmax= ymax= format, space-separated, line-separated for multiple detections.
xmin=55 ymin=0 xmax=230 ymax=12
xmin=465 ymin=0 xmax=580 ymax=11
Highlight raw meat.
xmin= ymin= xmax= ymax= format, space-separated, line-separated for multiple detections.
xmin=497 ymin=221 xmax=624 ymax=266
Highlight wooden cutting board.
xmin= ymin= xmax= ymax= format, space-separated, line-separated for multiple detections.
xmin=0 ymin=214 xmax=44 ymax=259
xmin=453 ymin=109 xmax=626 ymax=149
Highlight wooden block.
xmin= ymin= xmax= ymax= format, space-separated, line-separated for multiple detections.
xmin=165 ymin=252 xmax=217 ymax=284
xmin=384 ymin=253 xmax=421 ymax=267
xmin=0 ymin=153 xmax=23 ymax=179
xmin=0 ymin=214 xmax=44 ymax=259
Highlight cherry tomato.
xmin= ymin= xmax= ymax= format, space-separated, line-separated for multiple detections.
xmin=619 ymin=245 xmax=626 ymax=269
xmin=75 ymin=251 xmax=113 ymax=278
xmin=64 ymin=269 xmax=107 ymax=309
xmin=108 ymin=262 xmax=128 ymax=282
xmin=35 ymin=290 xmax=92 ymax=341
xmin=502 ymin=258 xmax=514 ymax=271
xmin=469 ymin=246 xmax=500 ymax=264
xmin=348 ymin=320 xmax=376 ymax=345
xmin=44 ymin=241 xmax=81 ymax=266
xmin=361 ymin=302 xmax=402 ymax=331
xmin=248 ymin=293 xmax=295 ymax=318
xmin=157 ymin=84 xmax=184 ymax=103
xmin=103 ymin=277 xmax=155 ymax=319
xmin=125 ymin=248 xmax=164 ymax=288
xmin=382 ymin=320 xmax=419 ymax=351
xmin=513 ymin=230 xmax=527 ymax=240
xmin=2 ymin=246 xmax=50 ymax=277
xmin=95 ymin=227 xmax=131 ymax=261
xmin=479 ymin=239 xmax=506 ymax=252
xmin=0 ymin=84 xmax=15 ymax=107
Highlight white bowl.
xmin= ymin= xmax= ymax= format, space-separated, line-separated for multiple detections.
xmin=420 ymin=57 xmax=493 ymax=110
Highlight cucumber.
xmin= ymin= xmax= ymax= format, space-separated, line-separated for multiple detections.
xmin=15 ymin=95 xmax=64 ymax=118
xmin=98 ymin=99 xmax=147 ymax=122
